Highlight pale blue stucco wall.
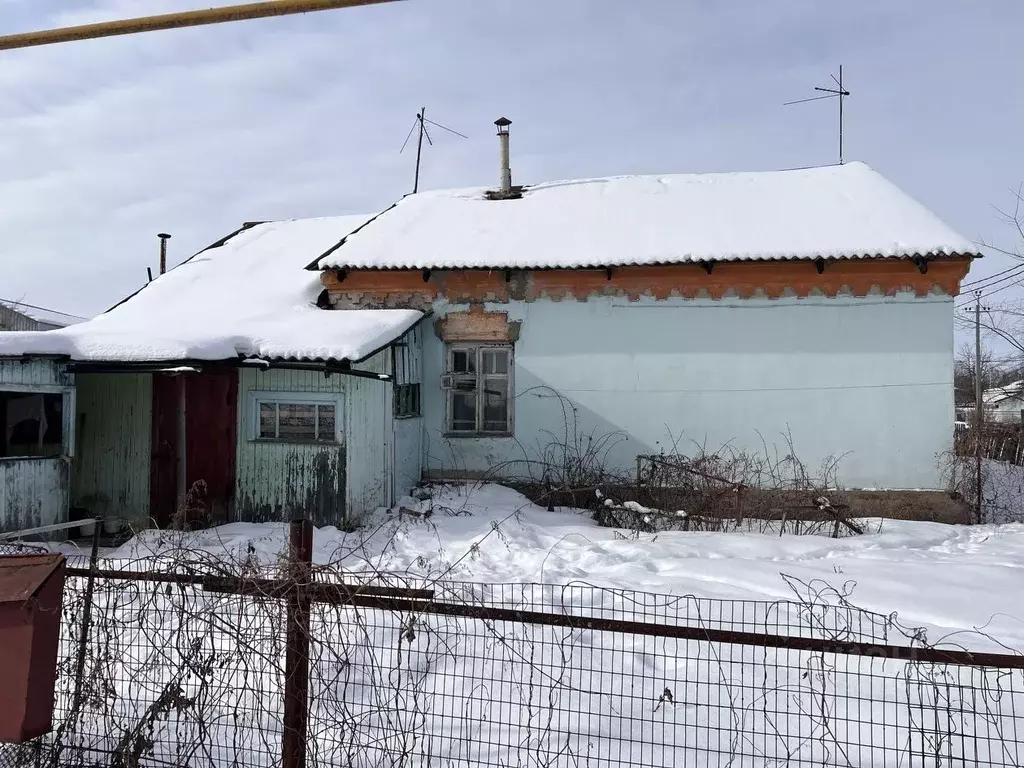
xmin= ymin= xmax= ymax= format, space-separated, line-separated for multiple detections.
xmin=421 ymin=293 xmax=955 ymax=490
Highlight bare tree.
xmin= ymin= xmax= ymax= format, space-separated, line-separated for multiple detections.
xmin=962 ymin=185 xmax=1024 ymax=364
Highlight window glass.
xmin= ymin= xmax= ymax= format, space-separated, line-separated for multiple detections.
xmin=445 ymin=344 xmax=512 ymax=435
xmin=278 ymin=403 xmax=316 ymax=441
xmin=482 ymin=349 xmax=508 ymax=375
xmin=259 ymin=403 xmax=278 ymax=439
xmin=451 ymin=349 xmax=475 ymax=374
xmin=316 ymin=404 xmax=336 ymax=441
xmin=0 ymin=391 xmax=64 ymax=458
xmin=482 ymin=379 xmax=509 ymax=432
xmin=451 ymin=391 xmax=477 ymax=432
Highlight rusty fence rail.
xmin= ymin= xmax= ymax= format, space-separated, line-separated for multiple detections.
xmin=0 ymin=525 xmax=1023 ymax=767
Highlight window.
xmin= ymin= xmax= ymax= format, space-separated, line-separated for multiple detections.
xmin=250 ymin=393 xmax=342 ymax=443
xmin=444 ymin=344 xmax=512 ymax=435
xmin=0 ymin=391 xmax=64 ymax=458
xmin=394 ymin=383 xmax=421 ymax=418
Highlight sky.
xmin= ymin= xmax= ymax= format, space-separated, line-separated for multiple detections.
xmin=0 ymin=0 xmax=1021 ymax=326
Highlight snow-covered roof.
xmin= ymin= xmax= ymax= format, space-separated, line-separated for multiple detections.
xmin=316 ymin=162 xmax=979 ymax=271
xmin=0 ymin=215 xmax=422 ymax=364
xmin=0 ymin=300 xmax=86 ymax=329
xmin=984 ymin=380 xmax=1024 ymax=405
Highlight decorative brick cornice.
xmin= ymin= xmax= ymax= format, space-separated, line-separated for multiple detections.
xmin=321 ymin=257 xmax=973 ymax=307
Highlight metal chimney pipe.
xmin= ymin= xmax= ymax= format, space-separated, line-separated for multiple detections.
xmin=495 ymin=117 xmax=512 ymax=194
xmin=158 ymin=232 xmax=171 ymax=275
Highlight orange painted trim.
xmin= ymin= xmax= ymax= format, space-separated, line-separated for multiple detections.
xmin=321 ymin=257 xmax=973 ymax=305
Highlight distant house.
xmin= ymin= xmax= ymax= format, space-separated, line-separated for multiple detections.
xmin=0 ymin=216 xmax=424 ymax=533
xmin=983 ymin=381 xmax=1024 ymax=424
xmin=0 ymin=300 xmax=84 ymax=332
xmin=0 ymin=155 xmax=981 ymax=534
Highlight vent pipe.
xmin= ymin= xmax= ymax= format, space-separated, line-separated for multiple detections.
xmin=495 ymin=117 xmax=512 ymax=194
xmin=158 ymin=232 xmax=171 ymax=275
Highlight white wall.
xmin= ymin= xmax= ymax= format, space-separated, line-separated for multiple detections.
xmin=988 ymin=398 xmax=1024 ymax=424
xmin=421 ymin=293 xmax=955 ymax=490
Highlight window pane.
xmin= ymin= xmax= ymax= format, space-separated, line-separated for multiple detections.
xmin=451 ymin=349 xmax=475 ymax=374
xmin=316 ymin=404 xmax=336 ymax=441
xmin=279 ymin=403 xmax=316 ymax=440
xmin=483 ymin=378 xmax=508 ymax=432
xmin=259 ymin=403 xmax=277 ymax=439
xmin=482 ymin=348 xmax=509 ymax=375
xmin=0 ymin=392 xmax=64 ymax=458
xmin=451 ymin=391 xmax=476 ymax=432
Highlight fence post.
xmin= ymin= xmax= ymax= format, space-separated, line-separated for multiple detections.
xmin=282 ymin=518 xmax=313 ymax=768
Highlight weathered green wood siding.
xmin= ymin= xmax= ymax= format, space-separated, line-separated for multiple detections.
xmin=0 ymin=359 xmax=74 ymax=532
xmin=0 ymin=458 xmax=69 ymax=531
xmin=346 ymin=351 xmax=392 ymax=519
xmin=72 ymin=373 xmax=152 ymax=526
xmin=236 ymin=353 xmax=394 ymax=527
xmin=0 ymin=359 xmax=70 ymax=388
xmin=236 ymin=367 xmax=347 ymax=525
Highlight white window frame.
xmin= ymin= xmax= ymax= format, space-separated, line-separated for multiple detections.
xmin=443 ymin=343 xmax=514 ymax=437
xmin=248 ymin=391 xmax=344 ymax=444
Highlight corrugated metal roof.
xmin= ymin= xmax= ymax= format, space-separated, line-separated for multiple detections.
xmin=317 ymin=162 xmax=980 ymax=271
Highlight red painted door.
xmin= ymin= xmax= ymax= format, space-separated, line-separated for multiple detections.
xmin=149 ymin=375 xmax=179 ymax=529
xmin=150 ymin=368 xmax=238 ymax=528
xmin=184 ymin=368 xmax=238 ymax=526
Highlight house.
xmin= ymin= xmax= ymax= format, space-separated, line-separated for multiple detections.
xmin=983 ymin=380 xmax=1024 ymax=424
xmin=310 ymin=156 xmax=978 ymax=492
xmin=0 ymin=143 xmax=980 ymax=534
xmin=0 ymin=216 xmax=425 ymax=533
xmin=0 ymin=300 xmax=85 ymax=332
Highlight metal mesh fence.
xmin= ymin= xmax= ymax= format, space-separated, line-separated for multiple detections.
xmin=0 ymin=548 xmax=1020 ymax=767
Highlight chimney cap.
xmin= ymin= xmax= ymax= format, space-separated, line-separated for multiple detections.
xmin=494 ymin=116 xmax=512 ymax=128
xmin=157 ymin=232 xmax=171 ymax=239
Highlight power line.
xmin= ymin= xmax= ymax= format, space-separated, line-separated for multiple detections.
xmin=0 ymin=298 xmax=87 ymax=321
xmin=956 ymin=270 xmax=1024 ymax=305
xmin=961 ymin=262 xmax=1024 ymax=291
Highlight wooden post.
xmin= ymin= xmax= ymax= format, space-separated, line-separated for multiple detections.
xmin=282 ymin=519 xmax=313 ymax=768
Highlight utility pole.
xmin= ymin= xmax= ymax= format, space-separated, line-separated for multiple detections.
xmin=973 ymin=293 xmax=986 ymax=524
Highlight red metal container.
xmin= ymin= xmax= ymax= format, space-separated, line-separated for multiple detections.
xmin=0 ymin=554 xmax=66 ymax=743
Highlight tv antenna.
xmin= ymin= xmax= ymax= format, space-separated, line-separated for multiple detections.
xmin=784 ymin=65 xmax=851 ymax=164
xmin=400 ymin=107 xmax=468 ymax=194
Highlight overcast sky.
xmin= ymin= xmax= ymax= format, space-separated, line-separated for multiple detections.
xmin=1 ymin=0 xmax=1021 ymax=324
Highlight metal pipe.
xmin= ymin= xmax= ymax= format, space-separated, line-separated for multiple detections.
xmin=0 ymin=0 xmax=402 ymax=51
xmin=499 ymin=136 xmax=511 ymax=193
xmin=158 ymin=233 xmax=171 ymax=276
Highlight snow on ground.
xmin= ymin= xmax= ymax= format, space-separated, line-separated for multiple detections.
xmin=106 ymin=482 xmax=1024 ymax=652
xmin=27 ymin=479 xmax=1024 ymax=767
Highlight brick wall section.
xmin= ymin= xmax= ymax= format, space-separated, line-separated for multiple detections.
xmin=434 ymin=305 xmax=520 ymax=342
xmin=321 ymin=257 xmax=972 ymax=308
